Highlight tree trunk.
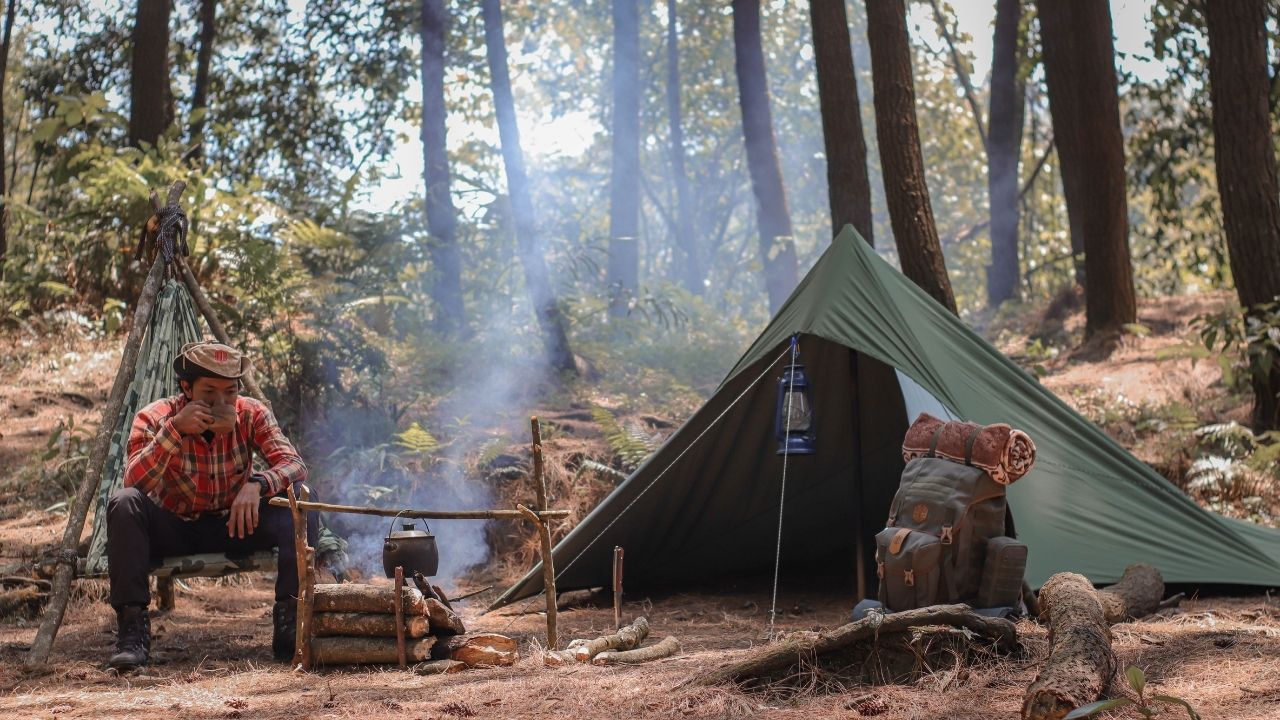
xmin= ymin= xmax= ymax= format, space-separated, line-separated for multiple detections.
xmin=1205 ymin=0 xmax=1280 ymax=431
xmin=312 ymin=635 xmax=436 ymax=665
xmin=864 ymin=0 xmax=956 ymax=314
xmin=188 ymin=0 xmax=216 ymax=161
xmin=1036 ymin=0 xmax=1135 ymax=337
xmin=129 ymin=0 xmax=175 ymax=147
xmin=481 ymin=0 xmax=577 ymax=375
xmin=606 ymin=0 xmax=641 ymax=316
xmin=809 ymin=0 xmax=873 ymax=245
xmin=0 ymin=0 xmax=16 ymax=265
xmin=666 ymin=0 xmax=701 ymax=294
xmin=430 ymin=632 xmax=519 ymax=667
xmin=312 ymin=583 xmax=429 ymax=616
xmin=312 ymin=612 xmax=431 ymax=638
xmin=1022 ymin=573 xmax=1116 ymax=720
xmin=421 ymin=0 xmax=467 ymax=334
xmin=986 ymin=0 xmax=1023 ymax=307
xmin=732 ymin=0 xmax=799 ymax=313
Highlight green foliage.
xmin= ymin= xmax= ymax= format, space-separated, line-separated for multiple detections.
xmin=590 ymin=405 xmax=660 ymax=472
xmin=1063 ymin=665 xmax=1200 ymax=719
xmin=394 ymin=422 xmax=441 ymax=456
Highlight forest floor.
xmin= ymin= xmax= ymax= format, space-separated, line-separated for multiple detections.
xmin=2 ymin=291 xmax=1279 ymax=719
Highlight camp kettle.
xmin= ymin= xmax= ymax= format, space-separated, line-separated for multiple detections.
xmin=382 ymin=513 xmax=439 ymax=579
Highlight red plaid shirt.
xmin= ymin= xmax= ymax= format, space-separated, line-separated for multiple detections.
xmin=124 ymin=394 xmax=307 ymax=518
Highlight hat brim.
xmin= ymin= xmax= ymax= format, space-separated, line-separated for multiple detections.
xmin=172 ymin=355 xmax=250 ymax=380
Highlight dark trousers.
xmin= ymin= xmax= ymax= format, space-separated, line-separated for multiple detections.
xmin=107 ymin=486 xmax=318 ymax=607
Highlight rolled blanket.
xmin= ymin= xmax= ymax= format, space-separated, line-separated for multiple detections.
xmin=901 ymin=413 xmax=1036 ymax=485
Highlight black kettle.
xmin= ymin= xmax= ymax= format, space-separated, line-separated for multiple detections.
xmin=383 ymin=514 xmax=439 ymax=579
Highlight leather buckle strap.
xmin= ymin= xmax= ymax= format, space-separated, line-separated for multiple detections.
xmin=940 ymin=525 xmax=954 ymax=545
xmin=927 ymin=426 xmax=944 ymax=458
xmin=904 ymin=569 xmax=915 ymax=587
xmin=889 ymin=528 xmax=911 ymax=555
xmin=964 ymin=425 xmax=982 ymax=466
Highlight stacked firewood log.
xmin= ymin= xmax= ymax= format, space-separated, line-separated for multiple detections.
xmin=307 ymin=578 xmax=517 ymax=670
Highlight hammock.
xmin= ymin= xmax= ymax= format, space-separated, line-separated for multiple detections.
xmin=80 ymin=279 xmax=276 ymax=579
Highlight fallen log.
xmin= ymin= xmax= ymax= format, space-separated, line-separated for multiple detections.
xmin=1022 ymin=573 xmax=1117 ymax=720
xmin=312 ymin=612 xmax=430 ymax=638
xmin=573 ymin=616 xmax=650 ymax=662
xmin=0 ymin=586 xmax=47 ymax=619
xmin=413 ymin=659 xmax=466 ymax=675
xmin=312 ymin=635 xmax=436 ymax=665
xmin=313 ymin=583 xmax=427 ymax=616
xmin=1097 ymin=564 xmax=1164 ymax=624
xmin=425 ymin=597 xmax=466 ymax=635
xmin=431 ymin=633 xmax=519 ymax=667
xmin=593 ymin=636 xmax=680 ymax=665
xmin=687 ymin=604 xmax=1017 ymax=688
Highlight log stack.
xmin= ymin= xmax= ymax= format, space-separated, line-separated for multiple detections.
xmin=308 ymin=582 xmax=517 ymax=669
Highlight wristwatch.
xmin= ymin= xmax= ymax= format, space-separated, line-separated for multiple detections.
xmin=250 ymin=474 xmax=272 ymax=496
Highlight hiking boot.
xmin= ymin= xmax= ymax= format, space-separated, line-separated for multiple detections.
xmin=272 ymin=601 xmax=296 ymax=662
xmin=108 ymin=605 xmax=151 ymax=670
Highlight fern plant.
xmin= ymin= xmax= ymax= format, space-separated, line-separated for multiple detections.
xmin=591 ymin=406 xmax=660 ymax=472
xmin=394 ymin=422 xmax=440 ymax=455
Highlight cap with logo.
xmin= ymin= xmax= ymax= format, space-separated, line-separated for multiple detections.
xmin=172 ymin=341 xmax=250 ymax=380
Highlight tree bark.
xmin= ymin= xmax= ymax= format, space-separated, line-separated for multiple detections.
xmin=1022 ymin=573 xmax=1116 ymax=720
xmin=986 ymin=0 xmax=1024 ymax=307
xmin=571 ymin=615 xmax=649 ymax=661
xmin=424 ymin=597 xmax=466 ymax=635
xmin=1205 ymin=0 xmax=1280 ymax=431
xmin=312 ymin=583 xmax=429 ymax=616
xmin=606 ymin=0 xmax=641 ymax=316
xmin=732 ymin=0 xmax=799 ymax=313
xmin=481 ymin=0 xmax=577 ymax=375
xmin=129 ymin=0 xmax=175 ymax=147
xmin=666 ymin=0 xmax=701 ymax=294
xmin=687 ymin=604 xmax=1017 ymax=687
xmin=1096 ymin=563 xmax=1163 ymax=625
xmin=421 ymin=0 xmax=467 ymax=334
xmin=809 ymin=0 xmax=873 ymax=244
xmin=312 ymin=635 xmax=436 ymax=665
xmin=864 ymin=0 xmax=957 ymax=314
xmin=312 ymin=611 xmax=431 ymax=638
xmin=431 ymin=633 xmax=519 ymax=667
xmin=188 ymin=0 xmax=216 ymax=161
xmin=0 ymin=0 xmax=16 ymax=264
xmin=1036 ymin=0 xmax=1136 ymax=337
xmin=594 ymin=635 xmax=680 ymax=665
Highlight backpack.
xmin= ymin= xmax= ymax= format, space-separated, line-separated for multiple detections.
xmin=875 ymin=426 xmax=1027 ymax=611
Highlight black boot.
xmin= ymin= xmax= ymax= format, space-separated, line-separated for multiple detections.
xmin=108 ymin=605 xmax=151 ymax=670
xmin=272 ymin=601 xmax=296 ymax=662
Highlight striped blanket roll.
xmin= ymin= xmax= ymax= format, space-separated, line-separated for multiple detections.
xmin=901 ymin=412 xmax=1036 ymax=485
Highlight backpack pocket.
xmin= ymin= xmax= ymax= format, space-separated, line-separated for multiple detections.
xmin=976 ymin=536 xmax=1028 ymax=609
xmin=875 ymin=527 xmax=942 ymax=612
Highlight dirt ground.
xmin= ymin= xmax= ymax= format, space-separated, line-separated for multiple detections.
xmin=3 ymin=297 xmax=1280 ymax=719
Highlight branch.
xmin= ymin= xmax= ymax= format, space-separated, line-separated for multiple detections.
xmin=928 ymin=0 xmax=988 ymax=153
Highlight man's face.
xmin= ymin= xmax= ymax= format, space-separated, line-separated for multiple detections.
xmin=183 ymin=377 xmax=240 ymax=407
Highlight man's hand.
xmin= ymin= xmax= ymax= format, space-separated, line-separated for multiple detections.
xmin=227 ymin=481 xmax=261 ymax=539
xmin=172 ymin=400 xmax=214 ymax=435
xmin=207 ymin=402 xmax=238 ymax=436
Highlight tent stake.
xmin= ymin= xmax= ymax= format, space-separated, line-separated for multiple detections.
xmin=25 ymin=249 xmax=171 ymax=667
xmin=613 ymin=546 xmax=624 ymax=630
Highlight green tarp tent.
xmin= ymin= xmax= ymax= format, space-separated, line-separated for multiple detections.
xmin=493 ymin=227 xmax=1280 ymax=608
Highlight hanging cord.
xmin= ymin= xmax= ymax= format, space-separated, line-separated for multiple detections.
xmin=499 ymin=343 xmax=796 ymax=629
xmin=768 ymin=335 xmax=799 ymax=639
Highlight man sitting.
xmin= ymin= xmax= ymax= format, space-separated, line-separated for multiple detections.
xmin=106 ymin=341 xmax=312 ymax=669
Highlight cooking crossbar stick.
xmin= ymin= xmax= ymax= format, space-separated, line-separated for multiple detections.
xmin=266 ymin=497 xmax=569 ymax=521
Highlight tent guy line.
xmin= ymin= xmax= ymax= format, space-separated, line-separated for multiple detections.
xmin=496 ymin=342 xmax=795 ymax=628
xmin=768 ymin=335 xmax=801 ymax=639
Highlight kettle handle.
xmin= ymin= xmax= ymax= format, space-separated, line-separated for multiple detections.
xmin=386 ymin=509 xmax=431 ymax=538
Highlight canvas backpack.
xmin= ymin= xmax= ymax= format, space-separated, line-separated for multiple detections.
xmin=875 ymin=426 xmax=1026 ymax=611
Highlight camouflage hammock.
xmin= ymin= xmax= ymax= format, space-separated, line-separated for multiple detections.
xmin=81 ymin=279 xmax=276 ymax=579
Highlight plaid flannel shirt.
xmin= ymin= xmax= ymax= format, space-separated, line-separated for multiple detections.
xmin=124 ymin=394 xmax=307 ymax=518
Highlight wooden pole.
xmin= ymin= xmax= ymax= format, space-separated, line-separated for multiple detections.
xmin=156 ymin=576 xmax=176 ymax=612
xmin=288 ymin=484 xmax=315 ymax=670
xmin=265 ymin=497 xmax=568 ymax=521
xmin=174 ymin=255 xmax=270 ymax=408
xmin=25 ymin=248 xmax=171 ymax=667
xmin=394 ymin=566 xmax=407 ymax=669
xmin=530 ymin=416 xmax=547 ymax=509
xmin=613 ymin=546 xmax=624 ymax=630
xmin=517 ymin=503 xmax=558 ymax=650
